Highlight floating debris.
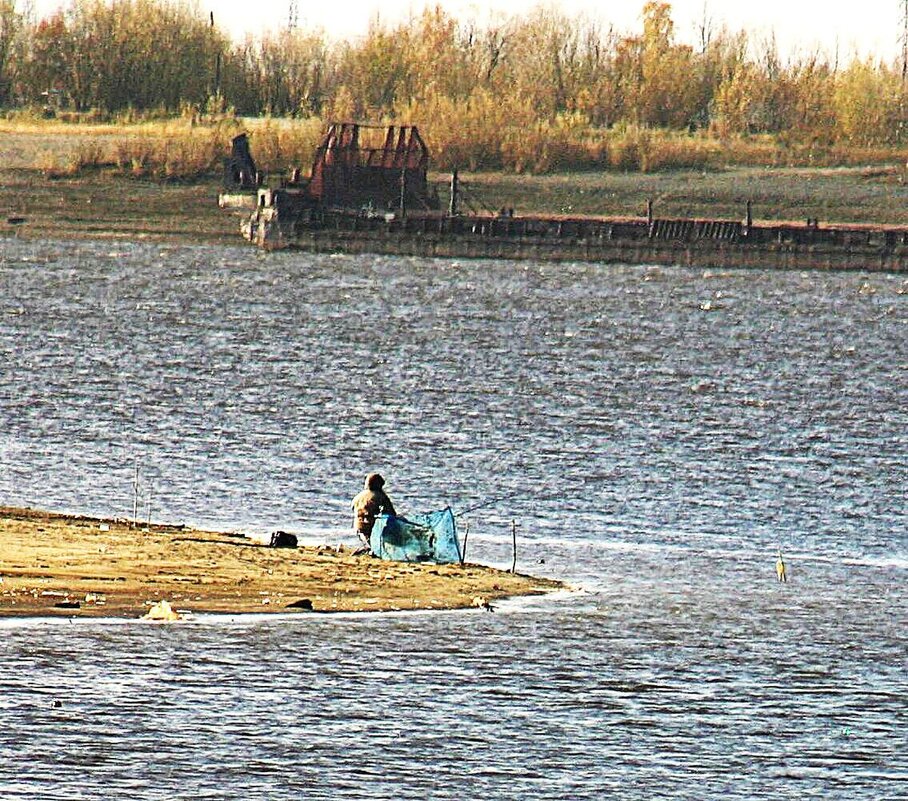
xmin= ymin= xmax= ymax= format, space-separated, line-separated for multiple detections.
xmin=472 ymin=596 xmax=494 ymax=612
xmin=143 ymin=599 xmax=181 ymax=621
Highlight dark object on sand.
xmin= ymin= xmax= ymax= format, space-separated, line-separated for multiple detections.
xmin=269 ymin=531 xmax=298 ymax=548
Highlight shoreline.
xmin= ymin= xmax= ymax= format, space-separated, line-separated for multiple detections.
xmin=6 ymin=158 xmax=908 ymax=255
xmin=0 ymin=506 xmax=564 ymax=619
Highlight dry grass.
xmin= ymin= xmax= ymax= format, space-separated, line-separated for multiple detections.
xmin=3 ymin=115 xmax=328 ymax=181
xmin=238 ymin=117 xmax=326 ymax=174
xmin=6 ymin=112 xmax=908 ymax=181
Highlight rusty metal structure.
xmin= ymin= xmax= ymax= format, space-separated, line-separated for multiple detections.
xmin=307 ymin=123 xmax=432 ymax=211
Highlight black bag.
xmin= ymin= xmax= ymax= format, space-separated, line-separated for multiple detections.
xmin=269 ymin=530 xmax=298 ymax=548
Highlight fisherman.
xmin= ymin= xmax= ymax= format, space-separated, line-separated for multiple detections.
xmin=351 ymin=473 xmax=396 ymax=554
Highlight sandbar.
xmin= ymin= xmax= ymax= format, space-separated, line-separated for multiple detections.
xmin=0 ymin=506 xmax=563 ymax=619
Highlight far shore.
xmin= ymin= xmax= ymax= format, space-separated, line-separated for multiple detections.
xmin=0 ymin=506 xmax=563 ymax=619
xmin=4 ymin=125 xmax=908 ymax=249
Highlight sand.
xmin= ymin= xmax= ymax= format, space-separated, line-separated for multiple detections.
xmin=0 ymin=507 xmax=563 ymax=619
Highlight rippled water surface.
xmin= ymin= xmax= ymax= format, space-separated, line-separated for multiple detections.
xmin=1 ymin=239 xmax=905 ymax=799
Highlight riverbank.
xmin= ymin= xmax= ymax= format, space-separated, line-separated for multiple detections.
xmin=0 ymin=168 xmax=238 ymax=245
xmin=7 ymin=165 xmax=908 ymax=250
xmin=3 ymin=124 xmax=908 ymax=246
xmin=0 ymin=507 xmax=562 ymax=619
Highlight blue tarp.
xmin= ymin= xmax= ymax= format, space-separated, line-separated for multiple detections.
xmin=370 ymin=508 xmax=462 ymax=564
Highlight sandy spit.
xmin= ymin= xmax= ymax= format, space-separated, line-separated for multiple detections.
xmin=0 ymin=506 xmax=563 ymax=619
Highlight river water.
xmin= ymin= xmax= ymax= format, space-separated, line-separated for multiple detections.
xmin=0 ymin=238 xmax=905 ymax=799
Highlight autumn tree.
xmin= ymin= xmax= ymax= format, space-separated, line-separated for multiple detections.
xmin=834 ymin=59 xmax=904 ymax=145
xmin=713 ymin=34 xmax=796 ymax=135
xmin=333 ymin=20 xmax=409 ymax=117
xmin=400 ymin=6 xmax=477 ymax=103
xmin=20 ymin=0 xmax=227 ymax=111
xmin=602 ymin=3 xmax=701 ymax=128
xmin=0 ymin=0 xmax=26 ymax=103
xmin=246 ymin=30 xmax=327 ymax=116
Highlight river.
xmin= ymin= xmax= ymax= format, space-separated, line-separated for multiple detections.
xmin=1 ymin=238 xmax=905 ymax=798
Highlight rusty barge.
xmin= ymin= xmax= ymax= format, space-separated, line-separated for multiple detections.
xmin=219 ymin=123 xmax=908 ymax=273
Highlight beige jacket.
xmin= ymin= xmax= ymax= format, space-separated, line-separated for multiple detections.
xmin=351 ymin=474 xmax=396 ymax=536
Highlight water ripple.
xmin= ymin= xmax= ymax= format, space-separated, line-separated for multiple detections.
xmin=0 ymin=241 xmax=905 ymax=798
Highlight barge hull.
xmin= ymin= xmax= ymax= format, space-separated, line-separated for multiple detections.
xmin=243 ymin=205 xmax=908 ymax=272
xmin=274 ymin=229 xmax=905 ymax=272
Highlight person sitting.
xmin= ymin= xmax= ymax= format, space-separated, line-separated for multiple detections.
xmin=351 ymin=473 xmax=396 ymax=554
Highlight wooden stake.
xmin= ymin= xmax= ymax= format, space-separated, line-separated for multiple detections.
xmin=145 ymin=484 xmax=153 ymax=530
xmin=449 ymin=169 xmax=459 ymax=216
xmin=510 ymin=519 xmax=519 ymax=573
xmin=132 ymin=461 xmax=139 ymax=528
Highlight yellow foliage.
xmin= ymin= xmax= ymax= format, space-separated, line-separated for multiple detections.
xmin=834 ymin=60 xmax=904 ymax=146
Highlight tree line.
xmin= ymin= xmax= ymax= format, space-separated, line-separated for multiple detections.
xmin=2 ymin=1 xmax=907 ymax=171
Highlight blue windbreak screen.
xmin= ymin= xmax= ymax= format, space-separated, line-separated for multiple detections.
xmin=370 ymin=508 xmax=462 ymax=564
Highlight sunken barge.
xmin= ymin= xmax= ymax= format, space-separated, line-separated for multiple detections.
xmin=219 ymin=123 xmax=908 ymax=273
